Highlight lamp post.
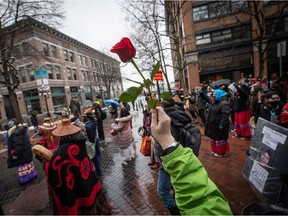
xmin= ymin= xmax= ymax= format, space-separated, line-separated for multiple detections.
xmin=99 ymin=86 xmax=103 ymax=104
xmin=38 ymin=84 xmax=51 ymax=116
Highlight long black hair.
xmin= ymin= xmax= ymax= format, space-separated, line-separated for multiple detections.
xmin=120 ymin=108 xmax=130 ymax=118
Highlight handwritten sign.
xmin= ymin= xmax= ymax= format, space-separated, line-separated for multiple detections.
xmin=262 ymin=135 xmax=278 ymax=150
xmin=262 ymin=126 xmax=287 ymax=144
xmin=249 ymin=162 xmax=269 ymax=193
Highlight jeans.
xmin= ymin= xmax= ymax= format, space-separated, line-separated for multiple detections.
xmin=92 ymin=136 xmax=102 ymax=177
xmin=157 ymin=166 xmax=176 ymax=208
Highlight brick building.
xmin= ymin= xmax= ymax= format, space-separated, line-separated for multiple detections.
xmin=165 ymin=1 xmax=288 ymax=92
xmin=0 ymin=17 xmax=123 ymax=122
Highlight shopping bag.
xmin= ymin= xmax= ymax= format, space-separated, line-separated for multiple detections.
xmin=85 ymin=140 xmax=96 ymax=159
xmin=140 ymin=136 xmax=152 ymax=156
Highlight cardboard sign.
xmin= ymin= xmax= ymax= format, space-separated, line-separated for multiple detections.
xmin=243 ymin=118 xmax=288 ymax=204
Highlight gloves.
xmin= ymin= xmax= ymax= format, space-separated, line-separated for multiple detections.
xmin=219 ymin=125 xmax=224 ymax=130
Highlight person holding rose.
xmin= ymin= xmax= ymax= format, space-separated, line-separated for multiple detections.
xmin=150 ymin=107 xmax=232 ymax=215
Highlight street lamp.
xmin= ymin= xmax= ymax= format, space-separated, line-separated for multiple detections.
xmin=38 ymin=84 xmax=51 ymax=116
xmin=99 ymin=86 xmax=103 ymax=103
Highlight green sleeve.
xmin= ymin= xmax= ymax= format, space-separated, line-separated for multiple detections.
xmin=161 ymin=145 xmax=232 ymax=215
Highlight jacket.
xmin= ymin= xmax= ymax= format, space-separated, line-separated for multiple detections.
xmin=161 ymin=145 xmax=232 ymax=215
xmin=114 ymin=114 xmax=133 ymax=149
xmin=205 ymin=95 xmax=231 ymax=140
xmin=7 ymin=125 xmax=33 ymax=168
xmin=232 ymin=85 xmax=250 ymax=112
xmin=154 ymin=105 xmax=192 ymax=160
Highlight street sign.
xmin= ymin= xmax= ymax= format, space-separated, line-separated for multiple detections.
xmin=277 ymin=41 xmax=286 ymax=58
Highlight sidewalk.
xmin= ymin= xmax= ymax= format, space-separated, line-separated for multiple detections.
xmin=0 ymin=110 xmax=260 ymax=215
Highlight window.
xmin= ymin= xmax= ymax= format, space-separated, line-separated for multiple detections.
xmin=193 ymin=5 xmax=208 ymax=21
xmin=63 ymin=50 xmax=68 ymax=61
xmin=43 ymin=43 xmax=49 ymax=56
xmin=54 ymin=65 xmax=61 ymax=80
xmin=79 ymin=55 xmax=84 ymax=65
xmin=18 ymin=67 xmax=27 ymax=83
xmin=69 ymin=51 xmax=74 ymax=62
xmin=83 ymin=56 xmax=87 ymax=65
xmin=196 ymin=33 xmax=211 ymax=45
xmin=230 ymin=0 xmax=248 ymax=12
xmin=67 ymin=68 xmax=72 ymax=80
xmin=232 ymin=26 xmax=250 ymax=40
xmin=51 ymin=87 xmax=66 ymax=111
xmin=46 ymin=64 xmax=53 ymax=79
xmin=90 ymin=58 xmax=94 ymax=67
xmin=211 ymin=29 xmax=232 ymax=42
xmin=81 ymin=70 xmax=85 ymax=80
xmin=72 ymin=68 xmax=77 ymax=80
xmin=209 ymin=2 xmax=230 ymax=18
xmin=27 ymin=65 xmax=35 ymax=81
xmin=51 ymin=45 xmax=58 ymax=58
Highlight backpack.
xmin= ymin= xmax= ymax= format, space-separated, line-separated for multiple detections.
xmin=178 ymin=123 xmax=201 ymax=156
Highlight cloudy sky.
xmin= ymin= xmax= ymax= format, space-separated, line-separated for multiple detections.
xmin=60 ymin=0 xmax=174 ymax=90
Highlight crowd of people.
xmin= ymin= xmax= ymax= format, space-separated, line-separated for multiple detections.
xmin=2 ymin=72 xmax=287 ymax=215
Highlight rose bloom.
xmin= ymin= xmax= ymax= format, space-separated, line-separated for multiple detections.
xmin=110 ymin=37 xmax=136 ymax=63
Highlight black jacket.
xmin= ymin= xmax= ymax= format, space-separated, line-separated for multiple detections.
xmin=154 ymin=105 xmax=191 ymax=160
xmin=205 ymin=97 xmax=231 ymax=140
xmin=7 ymin=125 xmax=33 ymax=168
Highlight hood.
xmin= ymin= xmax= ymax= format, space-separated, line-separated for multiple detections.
xmin=164 ymin=105 xmax=191 ymax=127
xmin=8 ymin=124 xmax=27 ymax=137
xmin=117 ymin=113 xmax=133 ymax=123
xmin=214 ymin=89 xmax=227 ymax=101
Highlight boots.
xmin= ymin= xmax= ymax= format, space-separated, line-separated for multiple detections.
xmin=150 ymin=161 xmax=160 ymax=169
xmin=168 ymin=206 xmax=181 ymax=215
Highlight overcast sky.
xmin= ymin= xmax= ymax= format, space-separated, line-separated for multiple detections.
xmin=60 ymin=0 xmax=174 ymax=90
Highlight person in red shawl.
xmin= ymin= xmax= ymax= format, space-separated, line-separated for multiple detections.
xmin=38 ymin=118 xmax=58 ymax=152
xmin=45 ymin=118 xmax=112 ymax=215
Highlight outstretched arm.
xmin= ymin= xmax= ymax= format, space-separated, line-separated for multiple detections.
xmin=151 ymin=107 xmax=232 ymax=215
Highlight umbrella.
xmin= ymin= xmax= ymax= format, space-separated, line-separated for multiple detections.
xmin=210 ymin=79 xmax=231 ymax=89
xmin=104 ymin=99 xmax=120 ymax=107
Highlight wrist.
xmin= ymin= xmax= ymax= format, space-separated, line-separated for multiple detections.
xmin=161 ymin=137 xmax=176 ymax=150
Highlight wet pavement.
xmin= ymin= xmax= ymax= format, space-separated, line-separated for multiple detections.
xmin=0 ymin=110 xmax=260 ymax=215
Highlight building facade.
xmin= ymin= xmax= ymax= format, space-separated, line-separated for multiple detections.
xmin=165 ymin=0 xmax=288 ymax=92
xmin=0 ymin=18 xmax=123 ymax=121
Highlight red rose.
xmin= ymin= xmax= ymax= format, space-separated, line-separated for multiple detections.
xmin=110 ymin=37 xmax=136 ymax=63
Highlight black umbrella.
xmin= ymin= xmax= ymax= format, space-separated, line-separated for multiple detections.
xmin=210 ymin=79 xmax=231 ymax=89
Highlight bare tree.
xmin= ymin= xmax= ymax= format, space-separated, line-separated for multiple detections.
xmin=94 ymin=60 xmax=122 ymax=99
xmin=0 ymin=0 xmax=65 ymax=121
xmin=212 ymin=1 xmax=288 ymax=78
xmin=120 ymin=0 xmax=174 ymax=93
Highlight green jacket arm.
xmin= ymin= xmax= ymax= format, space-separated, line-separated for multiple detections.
xmin=161 ymin=144 xmax=232 ymax=215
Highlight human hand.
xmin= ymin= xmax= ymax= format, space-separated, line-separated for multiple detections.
xmin=151 ymin=107 xmax=175 ymax=150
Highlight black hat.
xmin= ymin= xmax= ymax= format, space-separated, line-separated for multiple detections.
xmin=264 ymin=91 xmax=279 ymax=100
xmin=83 ymin=112 xmax=94 ymax=118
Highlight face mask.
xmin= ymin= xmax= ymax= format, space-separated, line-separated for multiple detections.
xmin=270 ymin=101 xmax=279 ymax=108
